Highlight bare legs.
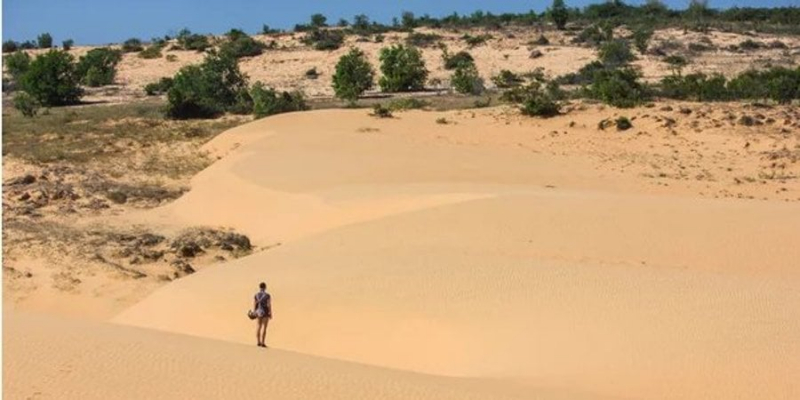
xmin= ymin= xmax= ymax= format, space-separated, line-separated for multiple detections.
xmin=256 ymin=318 xmax=269 ymax=347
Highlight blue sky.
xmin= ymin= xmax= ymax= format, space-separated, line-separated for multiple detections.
xmin=4 ymin=0 xmax=799 ymax=45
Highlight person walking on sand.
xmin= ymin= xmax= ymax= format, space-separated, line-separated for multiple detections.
xmin=253 ymin=282 xmax=272 ymax=348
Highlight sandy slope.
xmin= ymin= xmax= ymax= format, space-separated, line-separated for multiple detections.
xmin=108 ymin=108 xmax=800 ymax=399
xmin=8 ymin=312 xmax=616 ymax=400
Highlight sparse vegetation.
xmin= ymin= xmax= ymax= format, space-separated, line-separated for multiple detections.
xmin=332 ymin=48 xmax=375 ymax=103
xmin=371 ymin=103 xmax=393 ymax=118
xmin=176 ymin=29 xmax=211 ymax=51
xmin=462 ymin=33 xmax=492 ymax=48
xmin=378 ymin=45 xmax=429 ymax=93
xmin=406 ymin=32 xmax=442 ymax=48
xmin=138 ymin=44 xmax=164 ymax=59
xmin=492 ymin=70 xmax=525 ymax=88
xmin=302 ymin=29 xmax=345 ymax=51
xmin=631 ymin=27 xmax=653 ymax=54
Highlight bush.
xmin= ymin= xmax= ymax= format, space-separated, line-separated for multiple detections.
xmin=310 ymin=13 xmax=328 ymax=28
xmin=462 ymin=33 xmax=492 ymax=48
xmin=176 ymin=29 xmax=211 ymax=51
xmin=492 ymin=70 xmax=524 ymax=88
xmin=632 ymin=27 xmax=653 ymax=53
xmin=572 ymin=24 xmax=611 ymax=46
xmin=144 ymin=77 xmax=174 ymax=96
xmin=3 ymin=40 xmax=18 ymax=53
xmin=302 ymin=29 xmax=345 ymax=50
xmin=387 ymin=97 xmax=429 ymax=111
xmin=5 ymin=51 xmax=31 ymax=80
xmin=62 ymin=39 xmax=74 ymax=51
xmin=19 ymin=41 xmax=36 ymax=50
xmin=122 ymin=38 xmax=144 ymax=53
xmin=37 ymin=33 xmax=53 ymax=49
xmin=166 ymin=54 xmax=178 ymax=62
xmin=406 ymin=32 xmax=442 ymax=48
xmin=659 ymin=72 xmax=728 ymax=101
xmin=20 ymin=50 xmax=83 ymax=106
xmin=555 ymin=60 xmax=605 ymax=85
xmin=166 ymin=51 xmax=249 ymax=119
xmin=615 ymin=116 xmax=632 ymax=131
xmin=139 ymin=44 xmax=163 ymax=59
xmin=305 ymin=67 xmax=319 ymax=79
xmin=599 ymin=40 xmax=635 ymax=68
xmin=250 ymin=82 xmax=308 ymax=118
xmin=727 ymin=67 xmax=800 ymax=104
xmin=443 ymin=50 xmax=474 ymax=70
xmin=687 ymin=42 xmax=714 ymax=52
xmin=451 ymin=63 xmax=484 ymax=95
xmin=378 ymin=45 xmax=429 ymax=92
xmin=76 ymin=47 xmax=122 ymax=87
xmin=519 ymin=82 xmax=561 ymax=117
xmin=589 ymin=66 xmax=646 ymax=108
xmin=371 ymin=103 xmax=393 ymax=118
xmin=531 ymin=35 xmax=550 ymax=46
xmin=220 ymin=33 xmax=266 ymax=58
xmin=332 ymin=47 xmax=375 ymax=103
xmin=13 ymin=91 xmax=40 ymax=117
xmin=738 ymin=39 xmax=763 ymax=51
xmin=549 ymin=0 xmax=569 ymax=30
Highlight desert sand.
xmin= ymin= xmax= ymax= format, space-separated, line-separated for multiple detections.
xmin=6 ymin=103 xmax=799 ymax=399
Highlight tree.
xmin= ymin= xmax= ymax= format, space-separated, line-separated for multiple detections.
xmin=3 ymin=40 xmax=18 ymax=53
xmin=5 ymin=51 xmax=31 ymax=80
xmin=37 ymin=33 xmax=53 ymax=49
xmin=549 ymin=0 xmax=569 ymax=30
xmin=310 ymin=13 xmax=328 ymax=28
xmin=166 ymin=51 xmax=250 ymax=119
xmin=20 ymin=50 xmax=83 ymax=106
xmin=378 ymin=45 xmax=428 ymax=92
xmin=332 ymin=48 xmax=375 ymax=103
xmin=401 ymin=11 xmax=417 ymax=29
xmin=62 ymin=39 xmax=74 ymax=51
xmin=76 ymin=48 xmax=122 ymax=87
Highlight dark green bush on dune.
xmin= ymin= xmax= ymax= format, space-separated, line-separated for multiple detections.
xmin=378 ymin=45 xmax=428 ymax=92
xmin=332 ymin=47 xmax=375 ymax=103
xmin=166 ymin=52 xmax=249 ymax=119
xmin=20 ymin=50 xmax=83 ymax=106
xmin=76 ymin=47 xmax=122 ymax=87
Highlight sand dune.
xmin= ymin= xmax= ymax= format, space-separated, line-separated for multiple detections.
xmin=108 ymin=108 xmax=800 ymax=399
xmin=9 ymin=311 xmax=620 ymax=400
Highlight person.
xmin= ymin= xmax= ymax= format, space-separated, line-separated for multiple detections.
xmin=253 ymin=282 xmax=272 ymax=348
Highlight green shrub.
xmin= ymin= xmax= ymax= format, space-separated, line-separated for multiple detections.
xmin=518 ymin=82 xmax=561 ymax=117
xmin=76 ymin=47 xmax=122 ymax=87
xmin=176 ymin=29 xmax=211 ymax=51
xmin=139 ymin=44 xmax=163 ymax=59
xmin=659 ymin=72 xmax=728 ymax=101
xmin=599 ymin=40 xmax=635 ymax=68
xmin=451 ymin=63 xmax=484 ymax=95
xmin=443 ymin=50 xmax=474 ymax=70
xmin=13 ymin=91 xmax=41 ymax=117
xmin=37 ymin=33 xmax=53 ymax=49
xmin=387 ymin=97 xmax=428 ymax=111
xmin=302 ymin=29 xmax=345 ymax=50
xmin=3 ymin=40 xmax=18 ymax=53
xmin=632 ymin=27 xmax=653 ymax=53
xmin=166 ymin=52 xmax=249 ymax=119
xmin=406 ymin=32 xmax=442 ymax=48
xmin=615 ymin=116 xmax=632 ymax=131
xmin=462 ymin=33 xmax=492 ymax=48
xmin=166 ymin=54 xmax=178 ymax=62
xmin=738 ymin=39 xmax=763 ymax=51
xmin=250 ymin=82 xmax=308 ymax=118
xmin=555 ymin=60 xmax=605 ymax=85
xmin=549 ymin=0 xmax=569 ymax=30
xmin=19 ymin=41 xmax=36 ymax=50
xmin=492 ymin=70 xmax=524 ymax=88
xmin=144 ymin=77 xmax=174 ymax=96
xmin=220 ymin=33 xmax=266 ymax=58
xmin=589 ymin=66 xmax=646 ymax=108
xmin=122 ymin=38 xmax=144 ymax=53
xmin=20 ymin=50 xmax=83 ymax=106
xmin=5 ymin=51 xmax=31 ymax=80
xmin=371 ymin=103 xmax=393 ymax=118
xmin=664 ymin=55 xmax=688 ymax=73
xmin=262 ymin=25 xmax=280 ymax=35
xmin=378 ymin=45 xmax=428 ymax=92
xmin=62 ymin=39 xmax=74 ymax=51
xmin=310 ymin=13 xmax=328 ymax=28
xmin=332 ymin=47 xmax=375 ymax=103
xmin=572 ymin=24 xmax=610 ymax=46
xmin=727 ymin=67 xmax=800 ymax=104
